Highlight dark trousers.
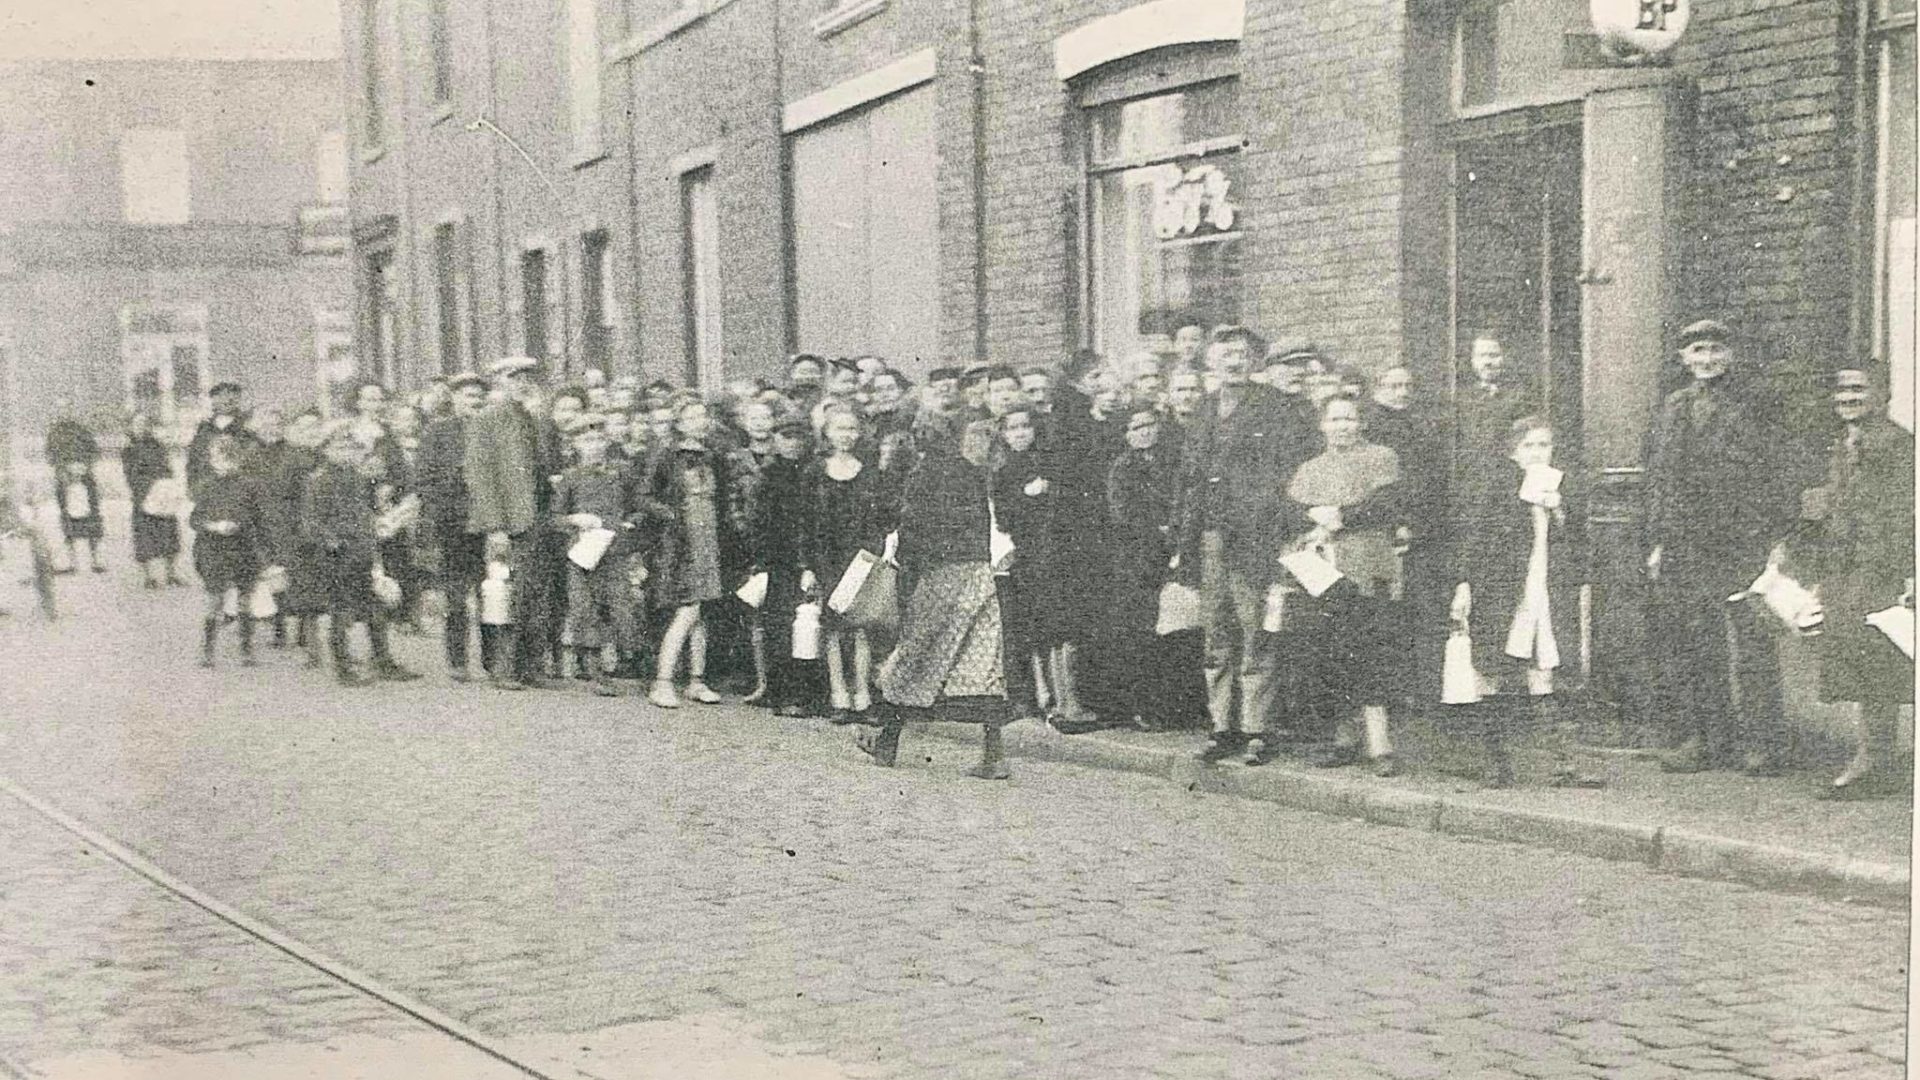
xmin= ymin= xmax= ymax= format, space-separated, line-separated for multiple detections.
xmin=1650 ymin=591 xmax=1784 ymax=762
xmin=438 ymin=529 xmax=486 ymax=670
xmin=996 ymin=574 xmax=1041 ymax=715
xmin=508 ymin=529 xmax=563 ymax=680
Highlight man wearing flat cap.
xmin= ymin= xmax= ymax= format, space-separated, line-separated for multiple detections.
xmin=465 ymin=357 xmax=566 ymax=689
xmin=419 ymin=372 xmax=490 ymax=681
xmin=1644 ymin=319 xmax=1792 ymax=774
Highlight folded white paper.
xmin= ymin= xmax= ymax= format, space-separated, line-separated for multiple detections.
xmin=1279 ymin=547 xmax=1343 ymax=598
xmin=828 ymin=551 xmax=880 ymax=615
xmin=1743 ymin=564 xmax=1824 ymax=633
xmin=1866 ymin=605 xmax=1915 ymax=659
xmin=735 ymin=571 xmax=769 ymax=609
xmin=567 ymin=527 xmax=617 ymax=571
xmin=1519 ymin=463 xmax=1563 ymax=504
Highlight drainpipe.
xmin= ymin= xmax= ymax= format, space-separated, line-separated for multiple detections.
xmin=968 ymin=0 xmax=989 ymax=365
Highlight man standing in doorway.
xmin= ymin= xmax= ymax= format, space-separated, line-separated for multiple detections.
xmin=466 ymin=356 xmax=565 ymax=690
xmin=1644 ymin=319 xmax=1790 ymax=774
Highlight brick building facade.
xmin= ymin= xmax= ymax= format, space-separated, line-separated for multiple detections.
xmin=341 ymin=0 xmax=1911 ymax=731
xmin=0 ymin=59 xmax=354 ymax=463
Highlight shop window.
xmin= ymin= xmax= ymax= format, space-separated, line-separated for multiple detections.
xmin=1086 ymin=77 xmax=1244 ymax=361
xmin=119 ymin=128 xmax=190 ymax=225
xmin=790 ymin=83 xmax=938 ymax=368
xmin=1870 ymin=0 xmax=1916 ymax=429
xmin=681 ymin=167 xmax=724 ymax=390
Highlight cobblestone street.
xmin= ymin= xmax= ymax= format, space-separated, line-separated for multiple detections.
xmin=0 ymin=569 xmax=1909 ymax=1078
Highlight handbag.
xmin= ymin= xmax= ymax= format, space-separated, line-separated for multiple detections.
xmin=1156 ymin=581 xmax=1202 ymax=636
xmin=845 ymin=561 xmax=899 ymax=630
xmin=1441 ymin=629 xmax=1483 ymax=705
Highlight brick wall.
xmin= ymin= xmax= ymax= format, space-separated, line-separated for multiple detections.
xmin=968 ymin=0 xmax=1411 ymax=370
xmin=1670 ymin=0 xmax=1858 ymax=474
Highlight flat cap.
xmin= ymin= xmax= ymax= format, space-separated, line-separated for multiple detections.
xmin=487 ymin=355 xmax=541 ymax=377
xmin=208 ymin=381 xmax=243 ymax=395
xmin=1676 ymin=319 xmax=1733 ymax=349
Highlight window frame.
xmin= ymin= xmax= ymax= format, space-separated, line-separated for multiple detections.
xmin=1080 ymin=72 xmax=1246 ymax=359
xmin=1860 ymin=0 xmax=1917 ymax=428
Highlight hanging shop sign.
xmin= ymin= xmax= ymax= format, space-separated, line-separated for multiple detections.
xmin=1588 ymin=0 xmax=1690 ymax=63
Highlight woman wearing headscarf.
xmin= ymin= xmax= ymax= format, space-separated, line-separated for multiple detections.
xmin=119 ymin=411 xmax=184 ymax=589
xmin=862 ymin=419 xmax=1014 ymax=778
xmin=1279 ymin=396 xmax=1406 ymax=774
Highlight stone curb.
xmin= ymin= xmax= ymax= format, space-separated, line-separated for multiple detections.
xmin=914 ymin=721 xmax=1910 ymax=909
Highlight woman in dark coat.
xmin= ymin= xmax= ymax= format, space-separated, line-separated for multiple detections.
xmin=989 ymin=405 xmax=1057 ymax=723
xmin=1449 ymin=416 xmax=1601 ymax=788
xmin=864 ymin=419 xmax=1014 ymax=778
xmin=1106 ymin=404 xmax=1207 ymax=731
xmin=119 ymin=412 xmax=183 ymax=588
xmin=645 ymin=395 xmax=737 ymax=708
xmin=753 ymin=416 xmax=824 ymax=716
xmin=1802 ymin=366 xmax=1914 ymax=798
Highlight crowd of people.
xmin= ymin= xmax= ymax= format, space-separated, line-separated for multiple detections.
xmin=21 ymin=319 xmax=1914 ymax=797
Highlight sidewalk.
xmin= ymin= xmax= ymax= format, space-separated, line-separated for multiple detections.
xmin=4 ymin=508 xmax=1909 ymax=912
xmin=915 ymin=717 xmax=1913 ymax=908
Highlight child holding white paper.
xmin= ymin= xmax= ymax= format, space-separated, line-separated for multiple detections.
xmin=1450 ymin=417 xmax=1601 ymax=788
xmin=553 ymin=414 xmax=637 ymax=696
xmin=806 ymin=407 xmax=888 ymax=721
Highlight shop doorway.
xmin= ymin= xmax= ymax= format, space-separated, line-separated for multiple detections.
xmin=1452 ymin=122 xmax=1584 ymax=468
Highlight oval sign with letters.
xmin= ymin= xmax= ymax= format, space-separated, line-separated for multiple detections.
xmin=1590 ymin=0 xmax=1690 ymax=62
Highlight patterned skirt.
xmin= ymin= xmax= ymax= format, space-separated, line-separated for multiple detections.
xmin=876 ymin=561 xmax=1009 ymax=724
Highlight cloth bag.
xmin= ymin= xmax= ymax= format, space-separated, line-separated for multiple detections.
xmin=140 ymin=477 xmax=186 ymax=518
xmin=248 ymin=578 xmax=279 ymax=619
xmin=1156 ymin=581 xmax=1203 ymax=636
xmin=791 ymin=601 xmax=822 ymax=660
xmin=829 ymin=550 xmax=899 ymax=630
xmin=370 ymin=563 xmax=403 ymax=609
xmin=1441 ymin=628 xmax=1482 ymax=705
